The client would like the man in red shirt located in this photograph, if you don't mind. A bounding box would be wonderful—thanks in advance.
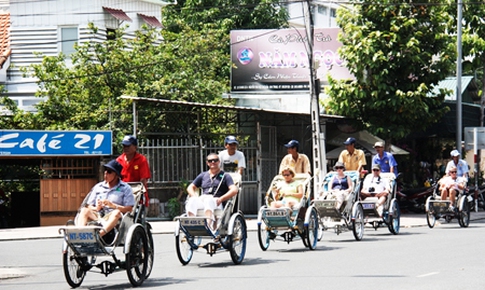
[116,135,151,206]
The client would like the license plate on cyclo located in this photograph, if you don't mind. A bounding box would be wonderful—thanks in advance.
[362,203,375,210]
[265,209,288,217]
[67,230,96,243]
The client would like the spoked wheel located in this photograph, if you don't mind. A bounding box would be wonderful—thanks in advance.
[426,210,436,228]
[229,215,247,265]
[63,246,86,288]
[175,225,194,265]
[304,208,319,250]
[257,220,271,251]
[388,200,401,235]
[317,216,324,241]
[145,226,154,279]
[458,198,470,228]
[352,204,364,241]
[126,226,149,287]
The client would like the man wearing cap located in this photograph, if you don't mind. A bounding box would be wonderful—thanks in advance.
[372,141,398,176]
[116,135,151,205]
[338,137,367,173]
[445,149,469,180]
[77,160,135,237]
[279,140,311,175]
[361,164,390,217]
[219,135,246,175]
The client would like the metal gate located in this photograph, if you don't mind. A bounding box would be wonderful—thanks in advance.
[258,124,278,209]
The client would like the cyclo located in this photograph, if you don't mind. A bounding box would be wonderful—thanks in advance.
[312,170,365,241]
[357,172,401,234]
[257,173,319,250]
[174,173,247,265]
[425,178,471,228]
[59,182,154,288]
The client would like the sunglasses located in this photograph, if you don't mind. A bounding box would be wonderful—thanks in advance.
[207,159,219,163]
[283,174,292,177]
[372,169,380,172]
[450,171,457,174]
[105,169,114,174]
[335,167,344,170]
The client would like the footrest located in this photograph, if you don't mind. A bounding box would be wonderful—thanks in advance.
[313,200,341,218]
[262,208,292,228]
[179,217,214,236]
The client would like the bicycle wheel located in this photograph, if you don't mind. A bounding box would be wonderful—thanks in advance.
[458,197,470,228]
[388,200,400,235]
[145,225,154,279]
[229,214,247,265]
[257,220,270,251]
[126,226,148,287]
[352,204,364,241]
[304,207,319,250]
[63,246,86,288]
[175,225,194,265]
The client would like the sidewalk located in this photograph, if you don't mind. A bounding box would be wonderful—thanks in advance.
[1,211,484,242]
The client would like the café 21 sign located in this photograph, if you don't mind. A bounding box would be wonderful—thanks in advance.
[0,130,112,156]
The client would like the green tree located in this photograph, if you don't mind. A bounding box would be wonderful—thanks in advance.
[326,0,455,141]
[461,2,485,125]
[2,1,288,138]
[163,0,288,33]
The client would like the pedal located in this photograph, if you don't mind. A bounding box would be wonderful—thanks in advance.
[96,261,116,276]
[203,242,219,256]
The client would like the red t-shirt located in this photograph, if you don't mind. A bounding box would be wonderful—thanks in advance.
[117,152,151,182]
[117,153,151,205]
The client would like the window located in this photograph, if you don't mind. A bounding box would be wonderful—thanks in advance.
[330,8,337,18]
[61,27,78,58]
[318,5,328,15]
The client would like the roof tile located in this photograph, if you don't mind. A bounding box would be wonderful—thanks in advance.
[0,12,10,69]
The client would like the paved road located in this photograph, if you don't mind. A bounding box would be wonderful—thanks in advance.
[1,219,485,289]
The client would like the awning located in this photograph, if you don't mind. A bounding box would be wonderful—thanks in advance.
[103,7,132,22]
[326,130,409,159]
[138,13,162,28]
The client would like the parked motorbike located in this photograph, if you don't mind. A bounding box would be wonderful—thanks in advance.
[397,179,437,213]
[467,185,485,212]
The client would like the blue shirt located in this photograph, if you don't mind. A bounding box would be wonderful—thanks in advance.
[86,180,135,213]
[192,170,234,198]
[372,151,398,175]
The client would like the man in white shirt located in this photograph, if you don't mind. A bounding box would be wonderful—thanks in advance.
[361,164,390,217]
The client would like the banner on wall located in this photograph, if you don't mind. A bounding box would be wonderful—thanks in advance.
[230,28,353,92]
[0,130,112,156]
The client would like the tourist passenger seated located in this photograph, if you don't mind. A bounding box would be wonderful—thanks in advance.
[360,164,389,217]
[270,167,304,209]
[77,160,135,237]
[320,162,353,209]
[185,153,238,232]
[439,165,465,211]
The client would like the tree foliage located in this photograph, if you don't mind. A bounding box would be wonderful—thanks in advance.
[326,0,456,141]
[460,2,485,125]
[1,1,288,139]
[163,0,288,33]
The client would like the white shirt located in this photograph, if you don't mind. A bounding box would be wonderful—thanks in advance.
[218,150,246,173]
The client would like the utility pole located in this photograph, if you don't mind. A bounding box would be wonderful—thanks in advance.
[456,1,463,153]
[303,0,325,193]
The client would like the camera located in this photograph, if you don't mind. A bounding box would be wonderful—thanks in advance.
[368,187,375,193]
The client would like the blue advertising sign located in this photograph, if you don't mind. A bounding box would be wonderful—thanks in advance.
[0,130,112,156]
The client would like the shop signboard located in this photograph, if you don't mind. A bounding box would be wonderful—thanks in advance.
[0,130,112,156]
